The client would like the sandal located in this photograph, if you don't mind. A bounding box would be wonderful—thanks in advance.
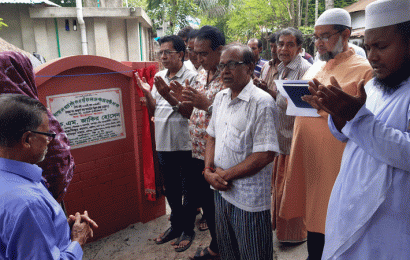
[193,247,220,260]
[198,216,209,231]
[154,227,181,245]
[174,231,196,252]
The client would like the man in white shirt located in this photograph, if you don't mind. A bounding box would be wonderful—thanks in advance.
[204,44,279,260]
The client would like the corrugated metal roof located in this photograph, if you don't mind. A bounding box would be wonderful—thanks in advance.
[344,0,377,13]
[0,0,60,7]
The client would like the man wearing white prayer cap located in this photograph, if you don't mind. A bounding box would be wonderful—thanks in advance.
[280,7,373,260]
[305,0,410,259]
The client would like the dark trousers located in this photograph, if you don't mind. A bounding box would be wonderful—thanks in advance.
[191,158,219,253]
[307,231,325,260]
[158,151,196,234]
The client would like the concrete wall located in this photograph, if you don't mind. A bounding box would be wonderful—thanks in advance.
[0,5,152,62]
[351,11,365,30]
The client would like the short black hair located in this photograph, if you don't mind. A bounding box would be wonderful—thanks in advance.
[276,27,304,46]
[177,26,193,40]
[187,29,199,41]
[248,38,263,48]
[269,33,277,44]
[396,20,410,43]
[222,44,254,65]
[158,35,186,61]
[0,94,47,148]
[196,26,226,50]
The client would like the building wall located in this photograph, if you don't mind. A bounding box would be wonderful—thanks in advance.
[351,11,365,29]
[0,4,151,62]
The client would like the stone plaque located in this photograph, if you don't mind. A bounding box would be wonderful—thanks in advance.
[47,88,126,149]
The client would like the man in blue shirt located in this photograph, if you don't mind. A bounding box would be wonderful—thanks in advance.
[247,38,267,78]
[0,94,97,260]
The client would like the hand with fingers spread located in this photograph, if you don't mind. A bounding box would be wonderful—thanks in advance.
[301,78,332,112]
[154,76,172,99]
[182,79,212,111]
[169,80,185,102]
[70,212,95,246]
[67,210,99,231]
[307,76,367,121]
[134,72,151,95]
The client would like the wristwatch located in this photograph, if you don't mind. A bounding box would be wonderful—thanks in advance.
[172,102,181,112]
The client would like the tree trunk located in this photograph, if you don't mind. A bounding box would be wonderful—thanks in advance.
[325,0,334,10]
[297,0,301,27]
[290,0,295,27]
[304,0,309,27]
[315,0,318,23]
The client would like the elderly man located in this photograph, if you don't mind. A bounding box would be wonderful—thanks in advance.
[264,27,312,243]
[280,8,373,260]
[136,35,197,252]
[204,44,279,260]
[0,94,97,259]
[304,1,410,259]
[247,38,267,78]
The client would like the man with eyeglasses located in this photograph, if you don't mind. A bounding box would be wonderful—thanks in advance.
[204,44,279,260]
[135,35,198,252]
[185,29,202,72]
[280,8,373,260]
[0,94,98,259]
[263,27,312,245]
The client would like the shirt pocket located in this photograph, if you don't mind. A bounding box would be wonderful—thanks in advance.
[225,124,245,152]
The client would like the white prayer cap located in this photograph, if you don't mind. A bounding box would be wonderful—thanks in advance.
[315,8,351,27]
[365,0,410,30]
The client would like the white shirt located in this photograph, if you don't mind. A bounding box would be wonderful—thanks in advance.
[207,81,279,212]
[152,64,197,151]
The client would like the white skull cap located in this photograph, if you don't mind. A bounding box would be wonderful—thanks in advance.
[315,8,351,27]
[365,0,410,30]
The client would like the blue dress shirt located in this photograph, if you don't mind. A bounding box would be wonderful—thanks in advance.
[0,158,82,260]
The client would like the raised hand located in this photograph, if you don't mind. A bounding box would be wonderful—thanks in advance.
[169,80,185,102]
[134,72,151,95]
[154,76,172,98]
[182,79,211,111]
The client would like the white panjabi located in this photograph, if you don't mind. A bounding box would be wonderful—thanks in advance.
[365,0,410,30]
[315,8,351,27]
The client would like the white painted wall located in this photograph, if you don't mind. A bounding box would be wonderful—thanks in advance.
[351,11,365,30]
[0,5,152,62]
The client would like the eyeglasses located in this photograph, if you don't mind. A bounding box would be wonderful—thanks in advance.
[30,130,56,142]
[186,47,195,53]
[217,61,246,71]
[157,50,180,56]
[312,31,341,42]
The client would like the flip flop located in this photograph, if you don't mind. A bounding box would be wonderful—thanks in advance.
[174,231,196,252]
[193,246,220,260]
[155,227,181,245]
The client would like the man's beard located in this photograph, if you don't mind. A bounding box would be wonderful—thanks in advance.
[319,36,344,62]
[373,59,410,94]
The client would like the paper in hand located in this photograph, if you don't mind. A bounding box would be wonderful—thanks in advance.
[275,80,320,117]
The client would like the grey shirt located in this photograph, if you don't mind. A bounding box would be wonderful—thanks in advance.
[152,64,197,151]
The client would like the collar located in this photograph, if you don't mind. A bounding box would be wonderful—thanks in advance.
[277,55,302,73]
[165,64,186,79]
[331,49,355,64]
[0,157,43,183]
[225,80,253,102]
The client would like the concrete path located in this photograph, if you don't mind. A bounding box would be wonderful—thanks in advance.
[83,204,308,260]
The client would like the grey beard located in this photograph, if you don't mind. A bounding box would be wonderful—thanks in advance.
[319,36,344,62]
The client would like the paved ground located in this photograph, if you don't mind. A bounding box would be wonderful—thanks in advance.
[83,203,308,260]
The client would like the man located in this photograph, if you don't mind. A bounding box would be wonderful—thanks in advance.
[280,8,373,260]
[0,94,97,259]
[204,44,279,260]
[304,1,410,259]
[247,38,267,78]
[178,26,196,71]
[254,33,280,97]
[180,25,226,259]
[186,29,202,72]
[135,35,197,252]
[266,27,311,243]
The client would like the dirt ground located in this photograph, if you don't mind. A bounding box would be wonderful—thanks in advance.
[83,204,308,260]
